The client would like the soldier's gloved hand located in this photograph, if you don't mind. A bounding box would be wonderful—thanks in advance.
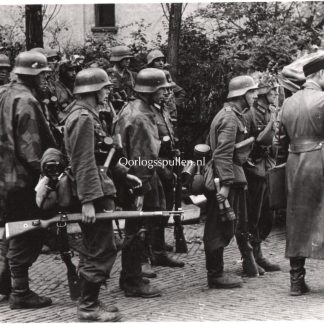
[82,201,96,224]
[216,185,230,203]
[126,174,142,189]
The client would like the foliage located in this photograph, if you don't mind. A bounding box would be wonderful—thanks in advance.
[0,6,25,65]
[67,20,162,71]
[174,2,324,156]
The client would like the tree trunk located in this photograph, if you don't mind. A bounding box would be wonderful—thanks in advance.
[167,3,182,81]
[25,5,44,50]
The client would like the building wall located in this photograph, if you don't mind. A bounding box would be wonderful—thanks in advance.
[0,3,205,50]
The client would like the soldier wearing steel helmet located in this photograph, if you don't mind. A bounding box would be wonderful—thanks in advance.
[107,45,137,112]
[146,49,186,134]
[243,73,281,276]
[64,67,142,321]
[0,54,11,86]
[0,51,56,309]
[204,75,258,289]
[117,68,184,295]
[54,60,76,114]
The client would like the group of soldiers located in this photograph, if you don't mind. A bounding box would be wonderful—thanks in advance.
[0,45,186,321]
[0,41,322,321]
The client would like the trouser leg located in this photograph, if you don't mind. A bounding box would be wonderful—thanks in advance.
[203,191,241,288]
[120,218,144,285]
[78,198,117,283]
[204,191,235,277]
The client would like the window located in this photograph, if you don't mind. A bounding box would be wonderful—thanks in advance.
[92,4,118,33]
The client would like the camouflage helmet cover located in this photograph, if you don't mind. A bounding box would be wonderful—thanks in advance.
[252,71,279,96]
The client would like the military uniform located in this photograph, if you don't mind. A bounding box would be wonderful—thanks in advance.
[64,101,128,283]
[204,103,251,280]
[117,98,167,284]
[163,71,185,138]
[107,66,137,112]
[0,79,56,295]
[244,101,276,247]
[54,79,74,113]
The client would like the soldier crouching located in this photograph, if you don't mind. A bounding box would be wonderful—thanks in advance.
[64,67,141,322]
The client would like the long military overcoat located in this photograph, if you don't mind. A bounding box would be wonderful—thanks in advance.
[276,81,324,259]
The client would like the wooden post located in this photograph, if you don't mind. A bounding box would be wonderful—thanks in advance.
[25,5,44,50]
[167,3,182,81]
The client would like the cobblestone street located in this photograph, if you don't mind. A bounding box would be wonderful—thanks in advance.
[2,222,324,322]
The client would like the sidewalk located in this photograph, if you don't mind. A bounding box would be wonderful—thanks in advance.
[1,223,324,322]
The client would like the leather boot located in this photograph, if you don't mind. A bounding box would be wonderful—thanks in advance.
[236,234,259,277]
[0,240,11,297]
[9,277,52,309]
[122,277,161,298]
[253,243,280,272]
[0,255,11,297]
[77,279,121,322]
[290,258,310,296]
[119,270,149,290]
[152,251,184,268]
[208,274,243,289]
[206,248,242,289]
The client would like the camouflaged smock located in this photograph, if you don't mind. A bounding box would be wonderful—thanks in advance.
[0,80,56,218]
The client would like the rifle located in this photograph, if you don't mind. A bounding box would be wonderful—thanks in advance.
[173,148,188,253]
[236,190,259,275]
[5,210,183,240]
[56,221,81,300]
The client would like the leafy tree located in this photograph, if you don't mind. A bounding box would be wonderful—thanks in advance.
[175,2,323,157]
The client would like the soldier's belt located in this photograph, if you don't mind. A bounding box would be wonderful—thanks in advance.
[289,138,324,153]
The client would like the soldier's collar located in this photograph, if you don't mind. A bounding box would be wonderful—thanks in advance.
[228,103,246,116]
[303,79,322,91]
[75,100,99,118]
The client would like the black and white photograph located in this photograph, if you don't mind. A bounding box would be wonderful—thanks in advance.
[0,0,324,321]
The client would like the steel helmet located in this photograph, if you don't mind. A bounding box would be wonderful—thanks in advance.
[73,68,113,94]
[0,54,11,68]
[134,68,172,93]
[29,47,47,56]
[257,74,279,96]
[227,75,258,99]
[13,51,51,76]
[110,45,133,62]
[147,49,165,65]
